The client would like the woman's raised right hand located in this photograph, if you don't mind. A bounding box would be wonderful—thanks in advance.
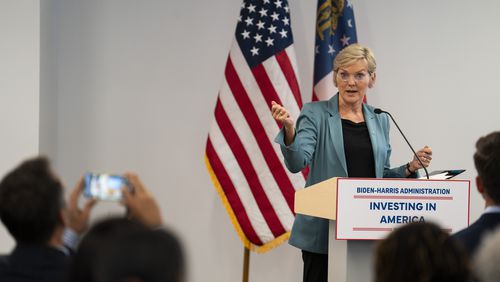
[271,101,294,129]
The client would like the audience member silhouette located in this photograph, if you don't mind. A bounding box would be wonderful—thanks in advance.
[374,222,471,282]
[474,226,500,282]
[454,131,500,256]
[68,217,185,282]
[0,156,173,282]
[0,156,95,282]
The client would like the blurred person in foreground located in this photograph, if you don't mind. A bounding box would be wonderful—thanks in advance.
[68,218,184,282]
[374,222,471,282]
[454,131,500,256]
[68,173,185,282]
[0,156,96,282]
[474,226,500,282]
[271,43,433,282]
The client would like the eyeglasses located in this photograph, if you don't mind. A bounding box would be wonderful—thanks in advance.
[336,71,370,82]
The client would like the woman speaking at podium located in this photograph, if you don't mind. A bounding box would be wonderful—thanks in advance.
[271,44,433,282]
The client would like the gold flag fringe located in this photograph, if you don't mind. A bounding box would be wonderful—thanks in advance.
[205,155,291,253]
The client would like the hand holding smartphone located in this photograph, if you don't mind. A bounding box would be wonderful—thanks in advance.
[83,172,130,201]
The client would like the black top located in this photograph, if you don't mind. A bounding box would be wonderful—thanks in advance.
[0,244,69,282]
[341,119,376,178]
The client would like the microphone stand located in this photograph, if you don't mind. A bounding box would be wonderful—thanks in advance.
[375,109,429,179]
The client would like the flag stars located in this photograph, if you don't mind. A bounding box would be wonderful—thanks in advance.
[236,1,295,60]
[315,45,320,54]
[241,2,246,9]
[244,17,254,26]
[247,3,256,13]
[254,33,263,43]
[258,8,268,17]
[265,37,274,46]
[268,24,277,34]
[347,19,353,28]
[279,29,288,38]
[328,45,335,54]
[271,12,280,21]
[250,46,260,56]
[241,30,251,39]
[340,34,350,46]
[256,20,265,30]
[282,17,289,26]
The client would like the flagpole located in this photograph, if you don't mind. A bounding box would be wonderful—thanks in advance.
[242,247,250,282]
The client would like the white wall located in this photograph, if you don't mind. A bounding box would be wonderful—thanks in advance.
[0,0,40,252]
[2,0,500,281]
[40,0,59,159]
[356,0,500,220]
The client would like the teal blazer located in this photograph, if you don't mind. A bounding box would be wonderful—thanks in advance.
[275,94,408,254]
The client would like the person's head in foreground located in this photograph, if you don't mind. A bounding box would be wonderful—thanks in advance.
[374,221,471,282]
[0,156,65,245]
[68,217,185,282]
[474,226,500,282]
[474,131,500,206]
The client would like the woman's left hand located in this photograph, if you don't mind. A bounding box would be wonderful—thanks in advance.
[409,145,433,172]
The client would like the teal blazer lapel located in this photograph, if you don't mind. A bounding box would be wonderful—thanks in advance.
[364,105,383,178]
[326,96,348,175]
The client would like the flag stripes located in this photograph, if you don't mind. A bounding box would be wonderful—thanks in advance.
[213,97,287,237]
[206,48,305,250]
[205,139,264,245]
[228,44,305,189]
[206,0,305,252]
[225,58,296,212]
[275,51,302,109]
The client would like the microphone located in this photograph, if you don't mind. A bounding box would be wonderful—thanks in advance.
[374,108,429,179]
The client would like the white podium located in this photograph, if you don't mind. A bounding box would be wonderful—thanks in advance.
[295,177,470,282]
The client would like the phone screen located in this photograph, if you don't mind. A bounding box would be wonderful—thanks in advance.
[83,173,127,201]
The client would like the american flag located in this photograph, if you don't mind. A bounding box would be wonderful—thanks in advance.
[312,0,358,101]
[205,0,306,252]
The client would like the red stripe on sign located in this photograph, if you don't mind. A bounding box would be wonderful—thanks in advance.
[275,50,302,108]
[214,99,286,237]
[206,138,263,246]
[225,58,295,212]
[353,227,393,232]
[353,195,453,200]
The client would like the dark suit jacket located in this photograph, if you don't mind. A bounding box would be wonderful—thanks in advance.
[0,244,69,282]
[453,212,500,256]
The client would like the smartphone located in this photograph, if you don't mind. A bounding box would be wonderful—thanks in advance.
[83,172,128,201]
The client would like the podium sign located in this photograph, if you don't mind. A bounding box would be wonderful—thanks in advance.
[336,178,470,240]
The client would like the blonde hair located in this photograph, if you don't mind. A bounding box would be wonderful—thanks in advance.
[333,44,376,74]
